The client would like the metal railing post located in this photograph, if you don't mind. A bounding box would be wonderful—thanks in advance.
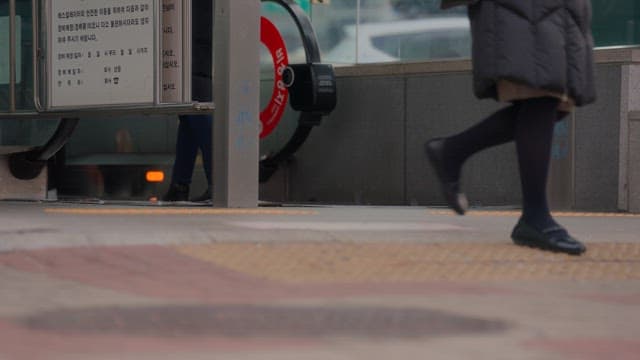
[9,0,17,112]
[212,0,260,207]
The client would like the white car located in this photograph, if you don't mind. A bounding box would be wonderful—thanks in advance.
[322,16,471,64]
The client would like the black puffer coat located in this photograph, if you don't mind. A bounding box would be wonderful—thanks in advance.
[467,0,596,106]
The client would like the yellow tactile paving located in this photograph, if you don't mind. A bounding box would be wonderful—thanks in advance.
[428,209,640,218]
[177,242,640,283]
[44,208,316,216]
[44,207,639,218]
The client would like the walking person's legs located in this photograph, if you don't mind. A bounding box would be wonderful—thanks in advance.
[426,96,585,254]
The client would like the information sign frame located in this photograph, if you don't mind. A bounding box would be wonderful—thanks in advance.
[35,0,194,112]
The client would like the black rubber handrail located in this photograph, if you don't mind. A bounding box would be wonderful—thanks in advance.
[259,0,326,183]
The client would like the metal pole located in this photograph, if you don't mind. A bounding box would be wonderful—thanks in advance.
[9,0,17,112]
[212,0,260,207]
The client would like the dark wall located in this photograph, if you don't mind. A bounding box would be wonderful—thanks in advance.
[260,62,623,211]
[574,65,621,211]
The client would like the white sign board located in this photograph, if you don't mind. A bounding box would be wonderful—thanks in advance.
[0,16,21,85]
[161,0,184,103]
[48,0,156,108]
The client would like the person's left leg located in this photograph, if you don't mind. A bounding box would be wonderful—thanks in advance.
[434,103,521,182]
[425,103,521,214]
[188,114,213,202]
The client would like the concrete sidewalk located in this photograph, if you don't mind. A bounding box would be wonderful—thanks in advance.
[0,201,639,360]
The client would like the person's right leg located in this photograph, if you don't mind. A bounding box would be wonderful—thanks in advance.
[163,116,199,201]
[188,114,213,185]
[438,103,521,181]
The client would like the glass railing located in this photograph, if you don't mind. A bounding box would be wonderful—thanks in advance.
[2,1,639,150]
[3,0,637,112]
[0,0,35,111]
[0,0,58,147]
[1,1,58,149]
[307,0,640,65]
[592,0,640,47]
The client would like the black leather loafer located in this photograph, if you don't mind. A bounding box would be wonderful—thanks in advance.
[511,220,586,255]
[191,188,212,203]
[425,138,468,215]
[162,183,190,202]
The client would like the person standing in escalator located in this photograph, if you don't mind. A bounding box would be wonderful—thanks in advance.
[163,0,213,202]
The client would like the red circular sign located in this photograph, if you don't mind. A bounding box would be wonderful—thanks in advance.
[260,16,289,139]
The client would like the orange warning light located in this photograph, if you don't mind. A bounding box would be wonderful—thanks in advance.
[145,170,165,183]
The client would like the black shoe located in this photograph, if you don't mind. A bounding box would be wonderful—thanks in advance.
[190,188,212,203]
[511,219,586,255]
[162,183,189,202]
[425,138,468,215]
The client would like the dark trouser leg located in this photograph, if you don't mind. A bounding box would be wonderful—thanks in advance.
[189,114,213,186]
[170,115,199,185]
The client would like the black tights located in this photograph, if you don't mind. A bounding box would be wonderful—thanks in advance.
[443,97,567,231]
